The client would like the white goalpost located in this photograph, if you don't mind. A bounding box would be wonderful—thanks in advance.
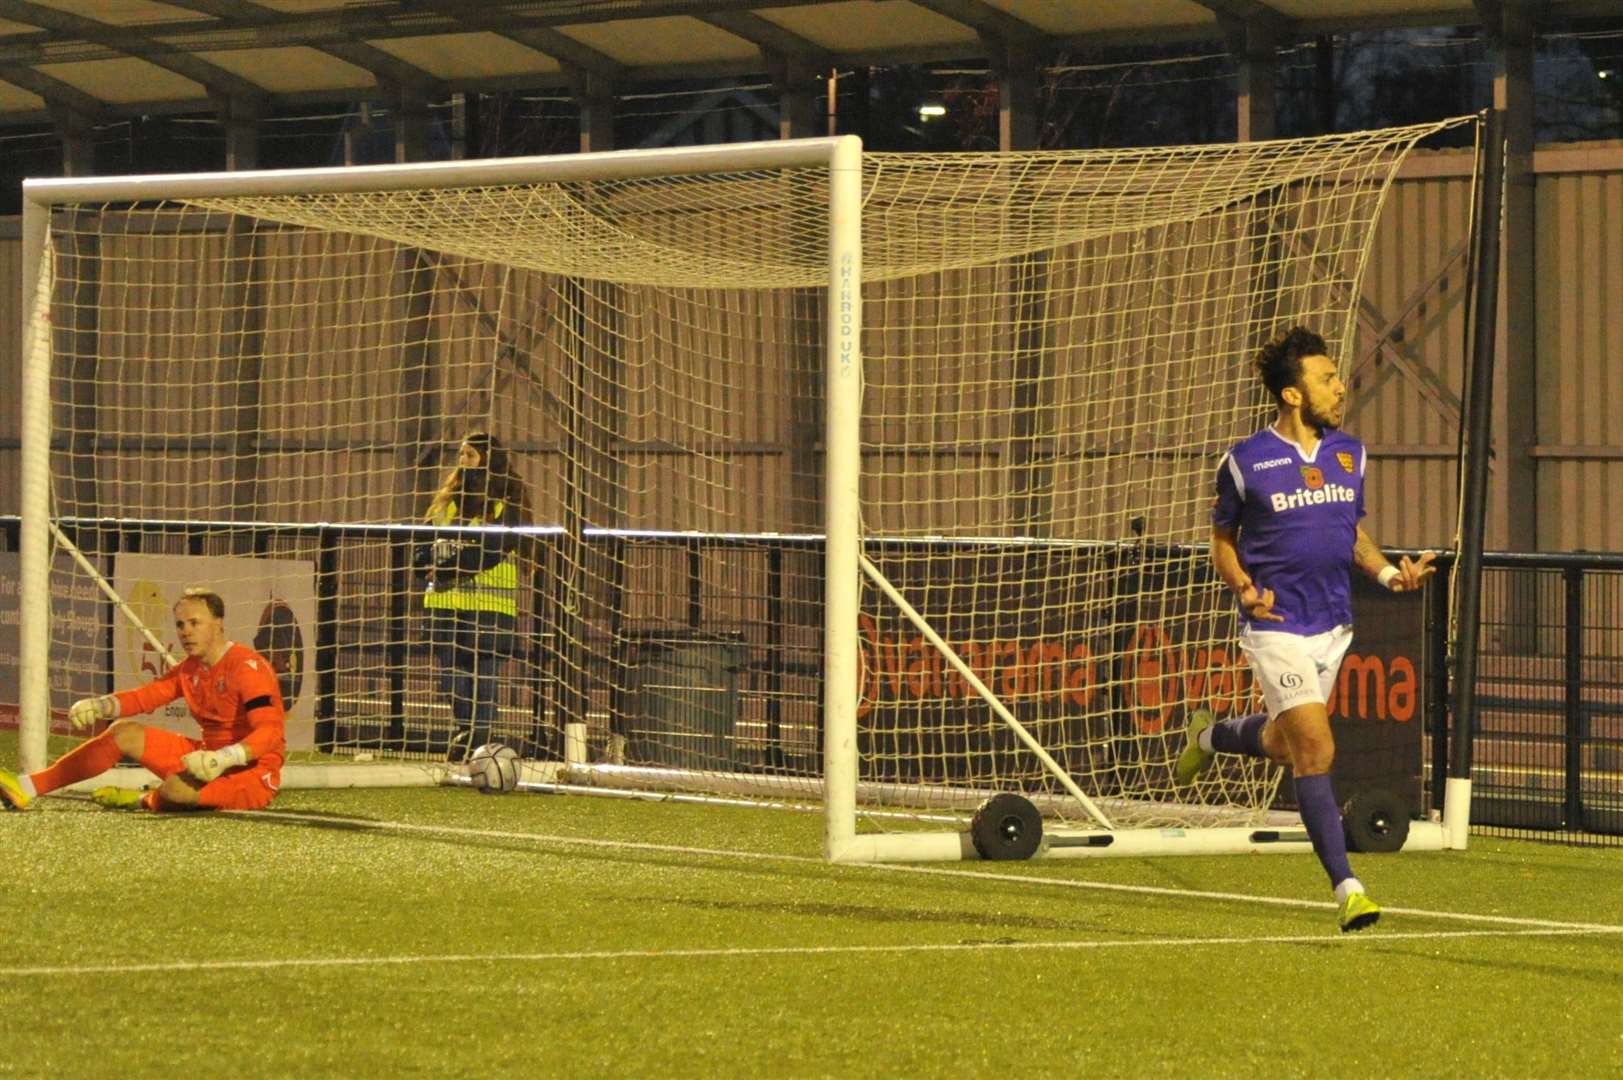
[17,120,1476,860]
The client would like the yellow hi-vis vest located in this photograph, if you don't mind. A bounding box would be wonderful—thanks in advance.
[423,498,519,616]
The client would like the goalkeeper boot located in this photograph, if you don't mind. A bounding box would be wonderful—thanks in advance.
[1173,708,1217,786]
[1338,891,1382,933]
[0,769,34,811]
[92,786,145,811]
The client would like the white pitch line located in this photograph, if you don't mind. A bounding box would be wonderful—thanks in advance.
[866,862,1623,933]
[12,926,1621,980]
[237,809,1623,935]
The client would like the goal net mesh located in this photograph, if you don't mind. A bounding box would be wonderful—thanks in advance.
[31,119,1464,829]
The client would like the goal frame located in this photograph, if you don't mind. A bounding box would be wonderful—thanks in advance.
[19,137,870,856]
[18,127,1491,862]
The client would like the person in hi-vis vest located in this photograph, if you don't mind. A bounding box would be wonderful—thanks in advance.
[415,431,530,762]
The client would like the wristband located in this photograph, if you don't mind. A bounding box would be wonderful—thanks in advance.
[1377,565,1400,590]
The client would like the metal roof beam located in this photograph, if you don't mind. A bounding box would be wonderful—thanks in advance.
[137,0,274,21]
[383,4,626,150]
[0,0,268,103]
[0,1,1607,73]
[0,0,846,65]
[698,8,832,139]
[1,0,1612,132]
[697,11,832,67]
[0,62,107,118]
[313,39,445,93]
[1198,0,1294,143]
[122,0,443,93]
[1189,0,1292,25]
[404,2,623,88]
[1196,2,1296,55]
[498,26,625,81]
[717,27,831,140]
[906,0,1046,46]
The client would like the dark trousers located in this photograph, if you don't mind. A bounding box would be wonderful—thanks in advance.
[429,607,516,758]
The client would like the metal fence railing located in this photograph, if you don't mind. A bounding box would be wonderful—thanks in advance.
[1427,551,1623,847]
[6,515,1620,846]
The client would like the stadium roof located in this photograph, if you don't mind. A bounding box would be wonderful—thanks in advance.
[0,0,1614,127]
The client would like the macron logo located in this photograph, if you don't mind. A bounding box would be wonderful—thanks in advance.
[1271,483,1356,511]
[1252,457,1292,472]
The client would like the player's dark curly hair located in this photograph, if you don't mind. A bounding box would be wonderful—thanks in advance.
[1254,326,1329,403]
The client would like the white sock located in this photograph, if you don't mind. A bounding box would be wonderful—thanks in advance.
[1197,727,1215,753]
[18,774,37,798]
[1334,877,1365,903]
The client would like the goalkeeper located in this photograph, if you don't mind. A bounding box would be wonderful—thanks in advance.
[0,588,285,813]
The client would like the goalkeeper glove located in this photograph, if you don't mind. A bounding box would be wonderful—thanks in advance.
[181,743,248,783]
[68,694,119,731]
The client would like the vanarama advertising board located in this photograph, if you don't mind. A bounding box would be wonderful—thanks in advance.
[855,544,1423,813]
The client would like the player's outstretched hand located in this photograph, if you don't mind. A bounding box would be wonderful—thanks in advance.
[1239,583,1285,622]
[1390,551,1437,593]
[181,749,226,783]
[68,694,119,731]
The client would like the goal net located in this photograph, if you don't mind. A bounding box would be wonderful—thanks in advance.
[17,120,1470,858]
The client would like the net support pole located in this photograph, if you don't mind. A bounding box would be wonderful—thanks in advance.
[859,554,1114,829]
[1444,108,1505,850]
[18,195,51,773]
[49,521,177,667]
[823,135,864,862]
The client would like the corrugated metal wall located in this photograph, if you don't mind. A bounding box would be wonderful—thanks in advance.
[1534,165,1623,552]
[1351,150,1477,550]
[3,144,1622,552]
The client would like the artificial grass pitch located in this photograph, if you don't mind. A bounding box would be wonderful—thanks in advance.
[3,737,1622,1078]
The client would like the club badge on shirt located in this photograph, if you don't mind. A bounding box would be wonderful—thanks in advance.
[1337,451,1355,473]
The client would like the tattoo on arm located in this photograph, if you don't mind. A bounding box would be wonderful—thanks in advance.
[1354,527,1389,578]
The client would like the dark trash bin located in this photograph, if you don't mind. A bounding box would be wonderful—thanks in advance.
[622,631,749,772]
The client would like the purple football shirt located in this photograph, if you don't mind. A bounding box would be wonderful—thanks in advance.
[1213,426,1367,636]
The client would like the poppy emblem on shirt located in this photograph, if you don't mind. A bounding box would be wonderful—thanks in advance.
[1300,466,1325,490]
[1336,451,1355,473]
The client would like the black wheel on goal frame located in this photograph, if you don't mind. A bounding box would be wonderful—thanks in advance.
[970,792,1044,860]
[1342,787,1411,853]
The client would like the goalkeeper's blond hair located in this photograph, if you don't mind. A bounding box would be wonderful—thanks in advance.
[176,588,225,619]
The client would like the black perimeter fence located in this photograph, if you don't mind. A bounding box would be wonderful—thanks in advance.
[4,515,1619,847]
